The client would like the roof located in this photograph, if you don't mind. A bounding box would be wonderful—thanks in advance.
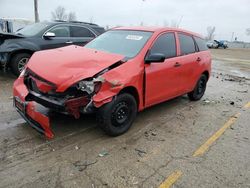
[113,26,203,38]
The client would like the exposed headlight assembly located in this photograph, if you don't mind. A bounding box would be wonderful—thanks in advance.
[76,79,102,94]
[19,67,27,77]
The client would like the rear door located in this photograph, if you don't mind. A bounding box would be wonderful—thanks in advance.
[40,25,71,50]
[145,32,181,107]
[70,26,96,46]
[175,33,199,93]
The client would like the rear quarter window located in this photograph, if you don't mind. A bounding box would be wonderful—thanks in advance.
[178,33,196,55]
[194,37,208,51]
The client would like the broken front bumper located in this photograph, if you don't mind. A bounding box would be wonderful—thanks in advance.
[14,97,54,139]
[13,77,54,139]
[13,76,94,139]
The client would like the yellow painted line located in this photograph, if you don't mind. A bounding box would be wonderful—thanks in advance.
[243,102,250,109]
[159,170,183,188]
[193,113,240,157]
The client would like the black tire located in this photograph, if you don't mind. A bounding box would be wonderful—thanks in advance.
[96,93,137,136]
[10,53,31,76]
[188,74,207,101]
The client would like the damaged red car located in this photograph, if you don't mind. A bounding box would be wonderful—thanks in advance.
[13,27,211,139]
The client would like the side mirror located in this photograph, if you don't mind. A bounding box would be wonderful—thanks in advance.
[145,53,165,63]
[43,32,55,39]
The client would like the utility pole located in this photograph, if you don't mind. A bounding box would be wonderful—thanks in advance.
[34,0,39,22]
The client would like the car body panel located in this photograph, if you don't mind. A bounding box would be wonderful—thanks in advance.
[27,45,125,90]
[13,27,211,139]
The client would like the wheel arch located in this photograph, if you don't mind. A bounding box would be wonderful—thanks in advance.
[202,70,209,80]
[7,49,34,67]
[119,86,140,109]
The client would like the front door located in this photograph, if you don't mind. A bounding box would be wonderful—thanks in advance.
[40,25,72,50]
[145,32,182,107]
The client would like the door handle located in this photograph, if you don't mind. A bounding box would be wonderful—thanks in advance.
[196,57,201,62]
[174,62,181,67]
[66,41,73,44]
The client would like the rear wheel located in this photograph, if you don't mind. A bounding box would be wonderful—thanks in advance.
[10,53,31,76]
[96,93,137,136]
[188,74,207,101]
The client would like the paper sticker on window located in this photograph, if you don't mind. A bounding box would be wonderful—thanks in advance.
[126,35,143,40]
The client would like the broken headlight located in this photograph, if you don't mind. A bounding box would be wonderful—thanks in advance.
[76,80,102,95]
[19,67,27,78]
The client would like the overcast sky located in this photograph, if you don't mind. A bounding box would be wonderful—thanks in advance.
[0,0,250,41]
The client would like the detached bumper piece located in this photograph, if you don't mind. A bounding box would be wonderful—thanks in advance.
[14,97,54,139]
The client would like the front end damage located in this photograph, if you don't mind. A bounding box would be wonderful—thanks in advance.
[13,68,123,139]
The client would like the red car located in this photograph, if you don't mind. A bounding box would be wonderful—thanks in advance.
[13,27,211,139]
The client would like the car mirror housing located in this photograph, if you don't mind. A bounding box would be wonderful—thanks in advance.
[145,53,165,63]
[43,32,56,39]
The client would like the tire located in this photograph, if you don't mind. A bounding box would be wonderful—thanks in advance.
[188,74,207,101]
[96,93,137,136]
[10,53,31,76]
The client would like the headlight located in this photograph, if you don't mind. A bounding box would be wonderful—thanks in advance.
[76,80,102,94]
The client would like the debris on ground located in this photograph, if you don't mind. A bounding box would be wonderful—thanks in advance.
[144,129,158,137]
[203,100,210,104]
[75,145,79,150]
[176,112,185,120]
[237,90,248,93]
[230,101,235,105]
[135,148,147,157]
[98,150,109,157]
[73,159,98,172]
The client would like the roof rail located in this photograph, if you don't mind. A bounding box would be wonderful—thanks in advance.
[53,20,98,26]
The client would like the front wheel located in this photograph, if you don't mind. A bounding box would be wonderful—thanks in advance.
[188,74,207,101]
[10,53,31,76]
[96,93,137,136]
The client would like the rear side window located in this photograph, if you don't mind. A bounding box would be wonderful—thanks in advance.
[178,33,196,55]
[70,26,95,38]
[194,37,208,51]
[151,33,176,58]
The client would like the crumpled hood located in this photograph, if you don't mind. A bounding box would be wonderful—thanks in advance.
[0,32,24,40]
[27,45,124,90]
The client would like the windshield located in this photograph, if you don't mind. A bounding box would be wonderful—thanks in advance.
[15,23,49,36]
[85,30,153,58]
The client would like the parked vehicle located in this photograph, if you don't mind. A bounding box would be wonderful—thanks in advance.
[13,27,211,139]
[0,21,105,75]
[207,40,228,49]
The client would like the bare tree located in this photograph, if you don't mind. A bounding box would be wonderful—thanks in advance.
[246,28,250,36]
[51,6,68,21]
[68,12,77,21]
[206,26,216,40]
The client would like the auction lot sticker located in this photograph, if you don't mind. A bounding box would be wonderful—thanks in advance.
[126,35,143,40]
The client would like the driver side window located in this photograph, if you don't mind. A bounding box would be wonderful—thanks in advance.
[48,25,70,37]
[151,33,176,59]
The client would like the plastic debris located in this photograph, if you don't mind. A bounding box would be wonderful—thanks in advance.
[98,150,109,157]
